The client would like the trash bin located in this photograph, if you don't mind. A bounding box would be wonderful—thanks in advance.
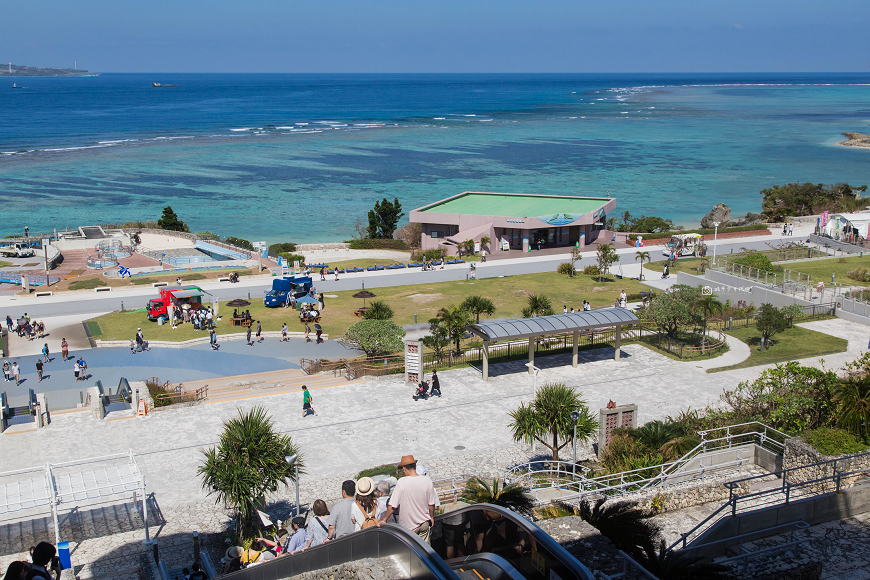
[157,317,164,326]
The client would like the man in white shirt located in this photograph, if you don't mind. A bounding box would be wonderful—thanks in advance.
[380,455,438,543]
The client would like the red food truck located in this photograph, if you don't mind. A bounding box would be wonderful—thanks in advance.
[146,285,210,321]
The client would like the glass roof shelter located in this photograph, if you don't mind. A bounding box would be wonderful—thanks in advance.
[467,308,640,381]
[0,451,149,546]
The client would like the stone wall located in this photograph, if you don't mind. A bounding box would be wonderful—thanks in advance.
[783,438,870,492]
[535,516,639,579]
[616,472,753,515]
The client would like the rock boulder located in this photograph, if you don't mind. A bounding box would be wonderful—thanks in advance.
[701,204,731,229]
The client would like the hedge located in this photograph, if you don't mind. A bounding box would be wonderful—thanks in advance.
[347,239,410,250]
[628,224,769,241]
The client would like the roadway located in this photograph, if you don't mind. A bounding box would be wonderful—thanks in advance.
[0,235,787,319]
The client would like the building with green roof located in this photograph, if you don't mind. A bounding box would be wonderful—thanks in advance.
[410,191,616,255]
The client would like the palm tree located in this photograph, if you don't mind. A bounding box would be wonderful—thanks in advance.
[421,317,450,363]
[576,498,661,558]
[633,539,729,579]
[479,236,491,253]
[461,477,534,516]
[835,375,870,440]
[659,435,702,462]
[508,383,597,461]
[693,295,724,350]
[522,294,554,318]
[634,420,685,450]
[462,238,475,256]
[461,295,496,323]
[635,250,651,281]
[199,407,304,539]
[363,300,394,320]
[436,305,473,356]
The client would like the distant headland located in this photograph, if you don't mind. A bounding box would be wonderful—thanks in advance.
[840,132,870,149]
[0,63,92,76]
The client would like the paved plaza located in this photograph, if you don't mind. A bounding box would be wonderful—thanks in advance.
[0,316,866,578]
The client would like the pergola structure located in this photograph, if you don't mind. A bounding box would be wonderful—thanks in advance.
[0,451,149,546]
[467,308,640,381]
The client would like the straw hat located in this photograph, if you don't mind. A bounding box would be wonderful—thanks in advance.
[397,455,418,468]
[221,546,243,563]
[356,476,375,496]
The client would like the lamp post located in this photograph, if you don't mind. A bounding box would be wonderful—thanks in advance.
[285,454,300,516]
[570,410,580,476]
[712,222,720,264]
[524,362,540,394]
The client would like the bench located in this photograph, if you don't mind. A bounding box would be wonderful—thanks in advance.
[354,307,370,318]
[230,317,253,327]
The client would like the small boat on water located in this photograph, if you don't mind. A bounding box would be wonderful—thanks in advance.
[12,83,19,88]
[152,82,179,87]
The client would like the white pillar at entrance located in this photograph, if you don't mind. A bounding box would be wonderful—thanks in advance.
[528,337,535,373]
[572,331,579,368]
[614,325,622,361]
[482,341,489,381]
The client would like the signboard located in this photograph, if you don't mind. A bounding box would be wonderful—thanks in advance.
[404,341,421,384]
[474,241,480,253]
[501,239,510,251]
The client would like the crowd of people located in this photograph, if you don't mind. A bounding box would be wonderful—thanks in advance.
[219,455,438,576]
[2,542,62,580]
[169,305,215,331]
[5,314,46,341]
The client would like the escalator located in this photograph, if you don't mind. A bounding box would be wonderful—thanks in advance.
[217,504,595,580]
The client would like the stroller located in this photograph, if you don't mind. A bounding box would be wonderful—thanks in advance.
[413,381,430,401]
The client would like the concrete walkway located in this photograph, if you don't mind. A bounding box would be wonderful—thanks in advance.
[692,332,752,371]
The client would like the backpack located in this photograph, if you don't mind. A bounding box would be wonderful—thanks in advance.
[356,501,378,529]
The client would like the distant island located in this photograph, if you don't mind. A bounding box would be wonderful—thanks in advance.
[0,63,92,76]
[840,132,870,149]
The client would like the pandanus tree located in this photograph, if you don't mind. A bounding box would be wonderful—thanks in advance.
[509,383,597,461]
[835,375,870,441]
[199,407,304,539]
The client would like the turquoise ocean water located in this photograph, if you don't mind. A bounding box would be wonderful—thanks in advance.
[1,73,869,242]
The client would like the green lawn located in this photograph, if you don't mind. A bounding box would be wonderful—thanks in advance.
[0,261,12,268]
[642,257,708,276]
[89,271,649,342]
[777,255,870,287]
[710,325,848,373]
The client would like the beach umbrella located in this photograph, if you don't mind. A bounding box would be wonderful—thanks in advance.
[353,290,376,307]
[226,299,251,307]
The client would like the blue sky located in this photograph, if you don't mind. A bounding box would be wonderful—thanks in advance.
[4,0,869,72]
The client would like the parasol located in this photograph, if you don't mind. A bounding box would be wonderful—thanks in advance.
[226,299,251,307]
[353,290,376,307]
[296,295,319,304]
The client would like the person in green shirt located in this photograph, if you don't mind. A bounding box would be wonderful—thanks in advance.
[302,385,316,417]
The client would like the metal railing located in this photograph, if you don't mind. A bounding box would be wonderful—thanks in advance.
[506,423,789,506]
[668,448,870,552]
[698,521,810,573]
[598,550,660,580]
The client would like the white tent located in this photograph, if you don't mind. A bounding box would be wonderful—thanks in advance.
[823,213,870,239]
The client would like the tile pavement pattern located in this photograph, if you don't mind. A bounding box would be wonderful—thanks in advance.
[0,318,867,578]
